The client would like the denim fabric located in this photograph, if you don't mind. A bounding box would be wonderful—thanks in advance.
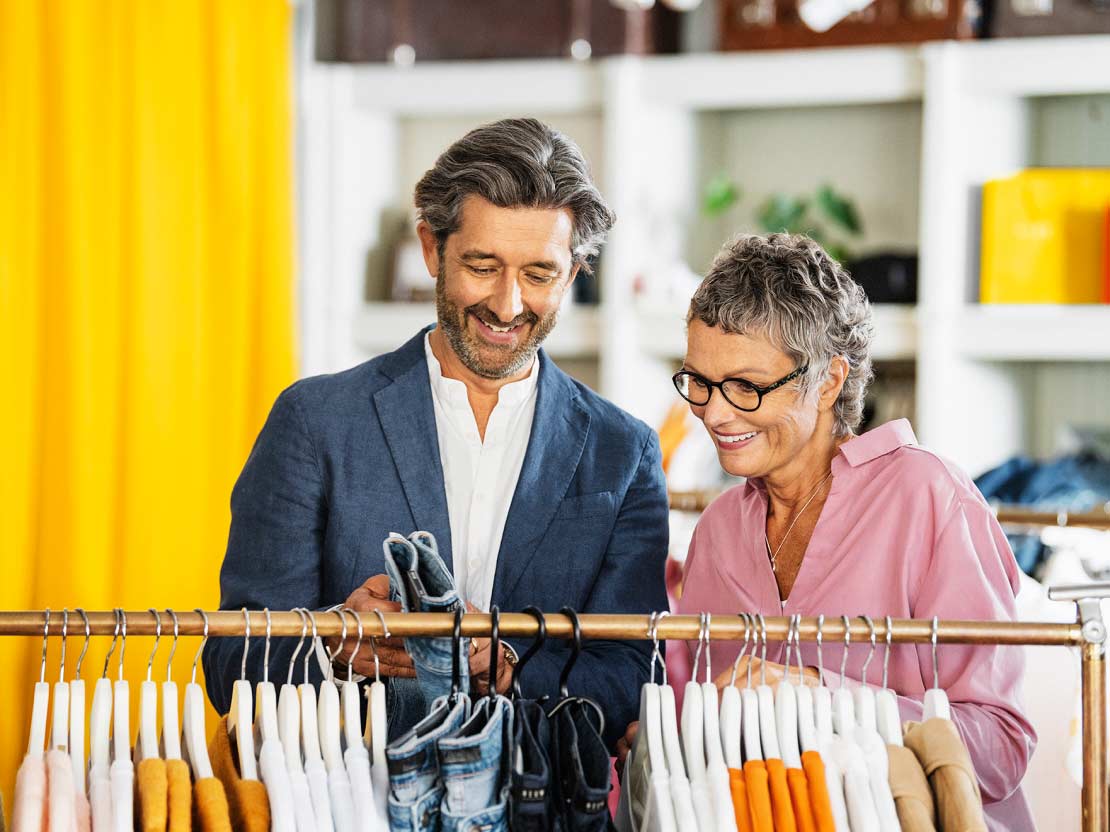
[551,699,613,832]
[511,699,562,832]
[386,695,471,832]
[438,696,514,832]
[383,531,470,720]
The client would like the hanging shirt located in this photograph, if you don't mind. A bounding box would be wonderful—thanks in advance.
[764,758,797,832]
[12,754,45,832]
[136,757,168,832]
[904,718,988,832]
[109,758,134,832]
[785,766,815,832]
[208,716,271,832]
[887,744,937,832]
[424,332,538,611]
[800,751,836,832]
[88,761,112,832]
[165,759,192,832]
[676,419,1036,831]
[46,749,78,832]
[727,768,753,832]
[193,777,233,832]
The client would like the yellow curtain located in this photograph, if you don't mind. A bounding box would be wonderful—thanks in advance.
[0,0,295,804]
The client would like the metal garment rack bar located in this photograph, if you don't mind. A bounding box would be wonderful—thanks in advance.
[1,607,1106,830]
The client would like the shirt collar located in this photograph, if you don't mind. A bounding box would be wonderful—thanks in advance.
[423,331,539,411]
[836,418,918,468]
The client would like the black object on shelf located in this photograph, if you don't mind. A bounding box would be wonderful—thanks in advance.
[847,252,918,305]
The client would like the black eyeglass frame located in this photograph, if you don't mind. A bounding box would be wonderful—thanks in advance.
[671,365,808,412]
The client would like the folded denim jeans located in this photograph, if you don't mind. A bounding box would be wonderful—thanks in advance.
[438,695,514,832]
[551,699,613,831]
[511,698,563,832]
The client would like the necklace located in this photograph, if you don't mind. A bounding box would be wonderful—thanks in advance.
[765,469,833,573]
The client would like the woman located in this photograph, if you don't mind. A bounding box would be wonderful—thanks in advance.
[620,233,1034,830]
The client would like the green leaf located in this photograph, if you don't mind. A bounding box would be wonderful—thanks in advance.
[702,176,741,217]
[758,194,808,234]
[815,183,862,235]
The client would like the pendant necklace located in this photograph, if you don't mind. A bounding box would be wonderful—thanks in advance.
[766,469,833,573]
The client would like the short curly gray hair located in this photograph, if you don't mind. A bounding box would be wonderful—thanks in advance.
[688,233,874,437]
[414,118,615,273]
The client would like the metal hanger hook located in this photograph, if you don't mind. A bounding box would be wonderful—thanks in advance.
[101,609,121,679]
[730,612,751,688]
[39,608,51,684]
[262,609,273,685]
[931,615,940,689]
[287,608,309,688]
[815,614,826,686]
[702,612,713,684]
[239,608,251,682]
[74,608,91,680]
[792,615,806,683]
[325,609,347,682]
[117,610,128,681]
[145,608,162,682]
[882,615,893,689]
[758,613,768,687]
[647,612,659,685]
[839,615,851,689]
[691,613,706,682]
[165,610,180,682]
[860,615,876,687]
[303,610,319,686]
[370,609,390,684]
[191,609,209,685]
[782,612,793,681]
[342,608,363,683]
[652,611,669,686]
[58,609,69,683]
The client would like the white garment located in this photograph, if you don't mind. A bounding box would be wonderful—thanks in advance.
[45,749,77,832]
[108,759,133,832]
[817,740,851,832]
[12,755,45,832]
[343,746,382,832]
[424,332,538,611]
[660,686,698,832]
[327,764,357,832]
[856,729,901,831]
[286,760,319,832]
[837,739,880,832]
[615,685,677,832]
[259,739,298,832]
[88,762,112,832]
[305,757,336,832]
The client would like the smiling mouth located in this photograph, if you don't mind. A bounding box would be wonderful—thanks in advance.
[470,311,529,339]
[714,430,758,446]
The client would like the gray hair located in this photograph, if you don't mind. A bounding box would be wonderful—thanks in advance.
[414,118,615,273]
[688,233,874,436]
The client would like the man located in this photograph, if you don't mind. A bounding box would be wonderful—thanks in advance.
[203,118,668,746]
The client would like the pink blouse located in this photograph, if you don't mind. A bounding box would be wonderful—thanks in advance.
[675,419,1036,831]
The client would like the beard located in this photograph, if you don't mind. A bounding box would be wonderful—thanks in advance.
[434,267,560,380]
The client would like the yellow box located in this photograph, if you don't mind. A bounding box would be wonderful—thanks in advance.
[980,168,1110,304]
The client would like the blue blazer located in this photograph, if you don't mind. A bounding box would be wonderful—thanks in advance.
[203,327,669,746]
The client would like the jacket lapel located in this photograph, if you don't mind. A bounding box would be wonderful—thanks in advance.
[492,352,590,604]
[372,329,454,571]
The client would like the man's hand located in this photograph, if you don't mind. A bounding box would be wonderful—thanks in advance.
[465,602,513,696]
[713,657,818,693]
[329,574,415,679]
[615,721,639,778]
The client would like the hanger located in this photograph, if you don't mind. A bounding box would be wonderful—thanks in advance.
[739,614,763,762]
[161,610,182,760]
[853,616,879,735]
[754,614,781,760]
[655,611,689,785]
[680,613,707,783]
[774,611,803,770]
[227,608,259,779]
[698,613,738,832]
[922,616,951,720]
[137,609,162,762]
[510,606,545,701]
[487,606,502,704]
[720,613,749,769]
[70,609,91,786]
[113,610,131,764]
[183,608,214,780]
[318,609,346,773]
[253,608,281,755]
[876,616,903,746]
[299,610,325,770]
[363,609,389,772]
[27,608,51,760]
[50,610,71,754]
[340,608,366,753]
[279,608,308,772]
[832,615,857,740]
[790,615,819,755]
[546,608,604,732]
[450,606,467,708]
[812,615,834,744]
[90,609,120,771]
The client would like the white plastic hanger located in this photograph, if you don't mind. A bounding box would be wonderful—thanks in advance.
[300,611,325,769]
[182,608,214,781]
[51,610,71,753]
[832,616,857,740]
[90,610,120,772]
[812,615,854,832]
[161,610,182,760]
[641,613,678,832]
[254,608,281,753]
[363,610,389,775]
[774,612,803,769]
[853,615,879,735]
[27,608,51,760]
[339,609,365,754]
[922,616,952,720]
[680,615,707,782]
[740,614,763,763]
[112,610,131,765]
[318,610,346,773]
[651,612,696,832]
[70,609,91,787]
[280,608,309,772]
[789,616,819,755]
[136,608,162,762]
[228,607,259,780]
[876,616,903,747]
[812,615,834,744]
[720,614,750,770]
[698,613,739,832]
[754,614,781,760]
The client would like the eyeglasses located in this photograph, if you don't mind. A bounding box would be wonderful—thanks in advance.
[671,365,808,412]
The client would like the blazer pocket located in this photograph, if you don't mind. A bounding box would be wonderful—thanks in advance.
[554,491,616,519]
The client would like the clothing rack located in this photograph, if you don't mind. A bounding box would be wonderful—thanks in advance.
[668,490,1110,531]
[4,602,1108,831]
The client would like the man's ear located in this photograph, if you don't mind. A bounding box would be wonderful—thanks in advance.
[417,221,441,279]
[566,262,581,291]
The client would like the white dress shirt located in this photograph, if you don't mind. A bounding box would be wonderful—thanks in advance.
[424,333,538,611]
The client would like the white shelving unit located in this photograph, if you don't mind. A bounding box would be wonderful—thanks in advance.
[298,36,1110,476]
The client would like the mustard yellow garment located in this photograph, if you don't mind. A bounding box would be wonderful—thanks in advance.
[209,716,271,832]
[0,0,294,802]
[193,777,233,832]
[137,757,169,832]
[166,759,194,832]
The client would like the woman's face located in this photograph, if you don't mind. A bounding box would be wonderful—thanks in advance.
[683,319,819,479]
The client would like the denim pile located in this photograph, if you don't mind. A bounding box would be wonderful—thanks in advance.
[381,531,614,832]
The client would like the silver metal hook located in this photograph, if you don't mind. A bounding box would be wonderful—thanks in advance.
[239,608,251,682]
[58,609,69,683]
[165,610,180,682]
[860,615,876,687]
[40,608,51,684]
[792,615,805,684]
[370,609,389,684]
[191,609,209,685]
[647,612,659,685]
[343,608,363,684]
[287,608,309,687]
[702,612,713,683]
[839,615,851,689]
[74,609,91,680]
[262,609,272,685]
[326,610,347,682]
[746,614,756,689]
[146,609,162,682]
[729,612,751,688]
[303,611,319,685]
[782,612,793,681]
[102,609,121,679]
[883,615,893,689]
[815,614,825,687]
[691,613,706,682]
[758,614,768,687]
[931,616,940,690]
[117,610,128,681]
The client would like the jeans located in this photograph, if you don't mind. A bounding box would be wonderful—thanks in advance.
[551,699,613,831]
[386,695,472,832]
[438,696,514,832]
[383,531,469,726]
[511,699,563,832]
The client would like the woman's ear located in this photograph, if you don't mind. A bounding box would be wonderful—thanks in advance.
[818,356,850,412]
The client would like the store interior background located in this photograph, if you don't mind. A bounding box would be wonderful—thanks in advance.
[3,0,1110,826]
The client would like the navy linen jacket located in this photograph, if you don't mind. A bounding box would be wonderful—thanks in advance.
[203,328,669,747]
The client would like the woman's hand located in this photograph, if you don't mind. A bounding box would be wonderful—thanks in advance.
[615,721,639,778]
[713,656,819,693]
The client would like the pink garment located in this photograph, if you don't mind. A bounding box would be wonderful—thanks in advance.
[45,749,76,832]
[12,754,45,832]
[675,419,1036,832]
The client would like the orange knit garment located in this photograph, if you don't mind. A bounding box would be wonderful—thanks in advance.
[728,767,753,832]
[787,767,816,832]
[742,760,775,832]
[193,777,233,832]
[801,750,836,832]
[209,716,272,832]
[765,758,798,832]
[136,757,168,832]
[166,759,193,832]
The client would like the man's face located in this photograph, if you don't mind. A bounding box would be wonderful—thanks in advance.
[421,195,579,380]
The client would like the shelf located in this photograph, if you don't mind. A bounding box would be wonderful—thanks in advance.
[349,60,602,115]
[353,302,601,359]
[640,45,923,110]
[958,305,1110,361]
[935,36,1110,98]
[637,303,917,362]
